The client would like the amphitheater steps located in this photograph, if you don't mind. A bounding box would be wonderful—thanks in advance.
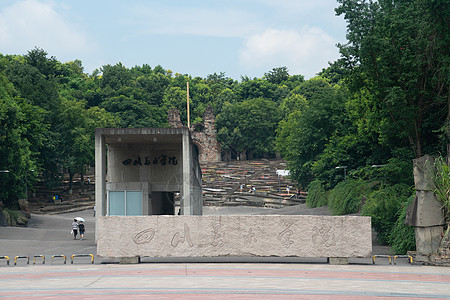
[201,159,305,208]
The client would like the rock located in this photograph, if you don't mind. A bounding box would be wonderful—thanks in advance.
[16,212,29,226]
[4,211,16,226]
[0,208,7,226]
[18,199,31,218]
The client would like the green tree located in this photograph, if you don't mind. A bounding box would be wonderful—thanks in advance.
[264,66,290,84]
[0,72,45,206]
[276,77,346,187]
[335,0,449,158]
[101,63,133,90]
[101,95,166,128]
[216,98,281,158]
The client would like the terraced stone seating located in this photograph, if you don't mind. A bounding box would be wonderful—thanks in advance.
[201,159,306,208]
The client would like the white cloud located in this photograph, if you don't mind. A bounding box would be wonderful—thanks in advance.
[0,0,92,57]
[239,27,339,78]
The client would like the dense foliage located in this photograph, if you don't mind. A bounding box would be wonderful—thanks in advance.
[305,180,328,208]
[361,184,413,244]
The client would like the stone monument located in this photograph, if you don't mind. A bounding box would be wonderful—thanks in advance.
[406,155,445,254]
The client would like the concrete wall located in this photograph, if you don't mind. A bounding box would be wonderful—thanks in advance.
[107,143,182,193]
[95,128,203,239]
[97,215,372,258]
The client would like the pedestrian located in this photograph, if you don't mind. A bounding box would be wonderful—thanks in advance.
[240,184,243,193]
[71,219,79,240]
[78,221,85,240]
[286,185,290,195]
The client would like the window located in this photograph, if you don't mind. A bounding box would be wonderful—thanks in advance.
[108,191,142,216]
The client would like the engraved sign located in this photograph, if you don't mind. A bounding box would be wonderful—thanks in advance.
[122,155,178,166]
[244,227,260,245]
[278,220,295,248]
[312,224,336,247]
[133,228,155,244]
[171,223,194,247]
[210,218,227,247]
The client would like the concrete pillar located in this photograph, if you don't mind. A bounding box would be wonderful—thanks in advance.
[181,130,192,215]
[95,130,106,241]
[411,155,445,254]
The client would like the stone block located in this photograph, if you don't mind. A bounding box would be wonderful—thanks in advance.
[119,256,140,264]
[413,155,435,191]
[329,257,349,265]
[97,215,372,259]
[415,226,444,254]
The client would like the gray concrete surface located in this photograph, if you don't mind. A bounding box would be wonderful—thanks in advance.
[0,209,96,263]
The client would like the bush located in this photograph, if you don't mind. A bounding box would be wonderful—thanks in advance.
[306,179,328,208]
[328,179,370,215]
[389,195,416,254]
[2,208,28,226]
[361,184,412,245]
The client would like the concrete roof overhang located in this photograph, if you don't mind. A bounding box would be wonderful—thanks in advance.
[96,128,189,145]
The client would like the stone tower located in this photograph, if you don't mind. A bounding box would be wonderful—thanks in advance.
[168,108,183,128]
[168,105,221,163]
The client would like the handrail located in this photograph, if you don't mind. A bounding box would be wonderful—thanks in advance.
[0,256,10,266]
[33,255,46,265]
[71,254,94,264]
[14,256,30,265]
[372,255,392,264]
[393,255,413,264]
[51,255,67,264]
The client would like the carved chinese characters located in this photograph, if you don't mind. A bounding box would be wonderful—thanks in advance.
[98,215,372,259]
[122,154,178,166]
[133,228,155,244]
[171,223,194,248]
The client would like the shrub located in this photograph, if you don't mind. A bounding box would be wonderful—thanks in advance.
[361,184,412,245]
[427,156,450,223]
[328,179,370,215]
[306,179,328,208]
[389,195,416,254]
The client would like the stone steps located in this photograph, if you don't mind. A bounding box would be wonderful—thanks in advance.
[201,159,305,208]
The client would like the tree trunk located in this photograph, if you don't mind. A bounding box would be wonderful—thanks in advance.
[68,170,74,194]
[447,85,450,165]
[80,172,84,186]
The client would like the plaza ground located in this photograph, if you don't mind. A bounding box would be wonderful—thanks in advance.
[1,206,450,298]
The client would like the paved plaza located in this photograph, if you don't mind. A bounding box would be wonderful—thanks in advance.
[1,208,450,299]
[1,262,450,299]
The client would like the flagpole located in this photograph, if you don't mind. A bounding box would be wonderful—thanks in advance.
[187,81,190,128]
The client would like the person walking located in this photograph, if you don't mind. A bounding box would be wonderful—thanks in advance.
[71,219,79,240]
[78,221,85,240]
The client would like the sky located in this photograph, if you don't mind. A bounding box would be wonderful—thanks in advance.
[0,0,348,80]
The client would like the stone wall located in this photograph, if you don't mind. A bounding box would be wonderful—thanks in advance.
[431,231,450,266]
[168,106,221,163]
[97,215,372,259]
